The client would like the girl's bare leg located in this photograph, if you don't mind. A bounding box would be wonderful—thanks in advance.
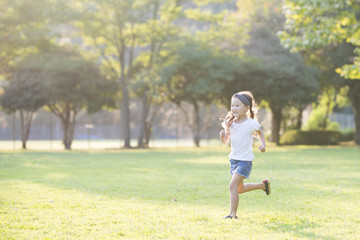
[238,182,265,194]
[228,173,244,217]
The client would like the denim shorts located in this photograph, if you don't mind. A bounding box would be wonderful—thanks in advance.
[229,159,252,179]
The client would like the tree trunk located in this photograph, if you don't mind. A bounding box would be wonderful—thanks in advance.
[144,123,152,147]
[60,105,76,150]
[144,104,161,146]
[61,119,75,150]
[119,37,131,148]
[19,110,34,150]
[62,120,70,150]
[347,81,360,145]
[296,107,303,130]
[176,102,201,147]
[354,103,360,145]
[270,106,282,146]
[323,99,330,129]
[136,2,163,148]
[193,102,201,147]
[19,110,26,149]
[137,95,146,148]
[121,87,131,148]
[137,93,151,148]
[350,87,360,145]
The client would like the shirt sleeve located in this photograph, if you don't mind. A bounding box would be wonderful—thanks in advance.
[252,119,261,132]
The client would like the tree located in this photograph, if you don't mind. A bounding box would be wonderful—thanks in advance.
[244,10,319,145]
[160,40,237,147]
[0,0,69,149]
[0,0,68,78]
[0,68,48,149]
[279,0,360,144]
[75,0,174,148]
[128,0,182,148]
[304,43,355,130]
[131,66,167,148]
[217,56,266,108]
[216,0,319,145]
[280,0,360,78]
[19,47,116,150]
[129,0,250,147]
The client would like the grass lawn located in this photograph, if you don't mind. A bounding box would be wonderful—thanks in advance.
[0,145,359,239]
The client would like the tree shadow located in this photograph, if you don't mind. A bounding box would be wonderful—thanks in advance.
[1,150,230,205]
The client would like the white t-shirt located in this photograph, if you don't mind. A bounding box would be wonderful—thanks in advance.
[227,118,261,161]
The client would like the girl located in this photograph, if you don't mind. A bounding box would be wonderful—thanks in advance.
[220,91,270,219]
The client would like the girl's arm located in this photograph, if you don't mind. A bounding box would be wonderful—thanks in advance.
[220,127,230,145]
[255,129,266,152]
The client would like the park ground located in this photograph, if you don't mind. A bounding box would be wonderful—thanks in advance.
[0,143,359,239]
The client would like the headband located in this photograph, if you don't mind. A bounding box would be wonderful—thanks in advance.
[234,94,251,106]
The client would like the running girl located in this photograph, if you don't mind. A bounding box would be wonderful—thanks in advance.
[220,91,271,219]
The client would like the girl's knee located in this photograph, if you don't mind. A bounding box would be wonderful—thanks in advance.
[229,174,244,193]
[237,186,244,194]
[228,183,234,192]
[229,183,238,193]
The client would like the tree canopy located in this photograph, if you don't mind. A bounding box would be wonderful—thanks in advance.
[279,0,360,144]
[279,0,360,79]
[160,40,238,146]
[8,47,117,149]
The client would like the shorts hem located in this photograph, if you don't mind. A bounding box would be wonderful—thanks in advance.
[230,171,250,179]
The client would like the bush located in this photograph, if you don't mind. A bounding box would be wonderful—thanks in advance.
[340,129,354,142]
[280,130,341,145]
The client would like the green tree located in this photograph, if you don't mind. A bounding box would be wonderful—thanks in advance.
[0,68,48,149]
[279,0,360,145]
[74,0,180,148]
[244,8,319,145]
[0,1,37,47]
[0,0,67,78]
[0,0,71,149]
[280,0,360,79]
[217,57,263,108]
[15,47,116,150]
[131,66,168,148]
[128,0,182,148]
[182,0,249,50]
[304,43,355,130]
[160,40,236,147]
[131,0,249,147]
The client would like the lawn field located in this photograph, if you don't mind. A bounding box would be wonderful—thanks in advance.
[1,146,359,239]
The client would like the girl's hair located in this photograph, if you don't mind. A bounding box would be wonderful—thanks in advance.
[221,91,258,125]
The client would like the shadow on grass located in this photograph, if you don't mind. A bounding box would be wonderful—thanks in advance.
[0,150,231,205]
[2,147,360,207]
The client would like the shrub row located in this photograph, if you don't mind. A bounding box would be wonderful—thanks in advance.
[339,129,354,142]
[280,130,341,145]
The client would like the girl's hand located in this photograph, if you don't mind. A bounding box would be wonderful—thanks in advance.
[225,118,234,130]
[258,145,266,152]
[221,121,232,134]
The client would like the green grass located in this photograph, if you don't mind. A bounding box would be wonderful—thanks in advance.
[1,146,359,239]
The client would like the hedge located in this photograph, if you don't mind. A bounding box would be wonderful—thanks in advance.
[340,129,354,142]
[280,130,341,145]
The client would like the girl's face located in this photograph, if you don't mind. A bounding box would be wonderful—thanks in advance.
[231,97,249,119]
